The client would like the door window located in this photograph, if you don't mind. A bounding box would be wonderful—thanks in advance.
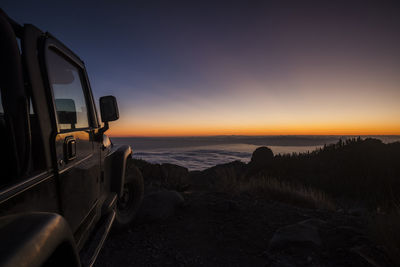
[47,49,89,130]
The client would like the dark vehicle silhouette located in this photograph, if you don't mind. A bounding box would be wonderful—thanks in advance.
[0,9,143,267]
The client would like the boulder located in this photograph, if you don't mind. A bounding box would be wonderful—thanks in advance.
[160,163,190,189]
[132,159,163,186]
[268,219,323,251]
[250,147,273,164]
[132,159,189,190]
[136,190,184,223]
[189,161,247,190]
[247,147,274,175]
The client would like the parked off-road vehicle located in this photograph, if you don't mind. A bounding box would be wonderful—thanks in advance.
[0,9,144,267]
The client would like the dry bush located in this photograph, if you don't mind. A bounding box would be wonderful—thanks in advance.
[218,176,336,211]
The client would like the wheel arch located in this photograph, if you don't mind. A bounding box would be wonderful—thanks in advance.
[104,145,132,197]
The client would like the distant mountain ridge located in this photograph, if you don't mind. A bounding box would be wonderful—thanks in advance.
[112,135,400,151]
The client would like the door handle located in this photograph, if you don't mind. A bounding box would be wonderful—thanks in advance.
[64,136,76,162]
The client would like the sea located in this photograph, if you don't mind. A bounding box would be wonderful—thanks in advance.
[111,135,400,171]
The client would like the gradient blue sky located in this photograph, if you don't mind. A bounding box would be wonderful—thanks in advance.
[2,0,400,135]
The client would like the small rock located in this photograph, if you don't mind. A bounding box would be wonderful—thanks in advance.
[348,207,367,216]
[209,200,240,212]
[335,225,363,235]
[299,218,327,228]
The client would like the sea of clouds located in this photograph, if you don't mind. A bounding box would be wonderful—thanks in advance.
[133,148,252,170]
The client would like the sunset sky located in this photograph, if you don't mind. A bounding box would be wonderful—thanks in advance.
[3,1,400,136]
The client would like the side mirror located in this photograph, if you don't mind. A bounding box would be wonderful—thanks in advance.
[55,99,77,128]
[100,95,119,122]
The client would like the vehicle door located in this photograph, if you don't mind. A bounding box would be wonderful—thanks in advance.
[44,40,101,238]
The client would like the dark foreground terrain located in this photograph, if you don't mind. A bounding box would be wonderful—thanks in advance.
[96,138,398,266]
[97,191,391,267]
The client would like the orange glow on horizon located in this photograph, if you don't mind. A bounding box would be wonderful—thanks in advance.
[108,123,400,137]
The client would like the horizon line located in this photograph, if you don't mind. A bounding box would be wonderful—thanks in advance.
[109,134,400,138]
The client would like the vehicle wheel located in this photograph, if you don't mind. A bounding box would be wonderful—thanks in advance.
[114,159,144,230]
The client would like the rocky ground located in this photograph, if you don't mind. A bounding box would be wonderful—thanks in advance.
[95,150,393,267]
[96,189,391,267]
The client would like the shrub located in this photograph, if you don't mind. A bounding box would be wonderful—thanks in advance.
[219,176,336,211]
